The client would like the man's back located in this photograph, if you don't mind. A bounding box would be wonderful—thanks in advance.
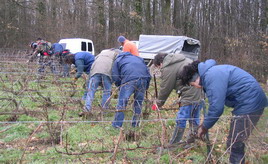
[158,53,202,106]
[112,52,150,86]
[123,40,139,56]
[74,52,95,77]
[52,43,63,54]
[36,40,51,52]
[90,49,119,78]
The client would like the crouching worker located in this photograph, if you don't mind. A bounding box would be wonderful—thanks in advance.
[50,43,64,75]
[180,59,267,164]
[112,52,151,128]
[64,52,95,100]
[152,53,204,148]
[84,49,121,112]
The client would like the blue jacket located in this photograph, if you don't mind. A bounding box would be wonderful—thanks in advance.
[74,52,95,79]
[112,52,151,88]
[52,43,63,54]
[199,59,267,129]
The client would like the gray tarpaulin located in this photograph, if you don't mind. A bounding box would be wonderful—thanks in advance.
[138,35,200,60]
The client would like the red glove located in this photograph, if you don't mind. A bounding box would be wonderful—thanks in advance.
[197,125,208,141]
[151,104,158,111]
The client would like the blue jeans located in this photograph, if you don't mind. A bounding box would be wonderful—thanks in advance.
[112,79,148,128]
[176,103,202,128]
[85,74,112,111]
[62,63,70,77]
[38,56,56,75]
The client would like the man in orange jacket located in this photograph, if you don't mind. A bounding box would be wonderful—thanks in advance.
[117,35,139,56]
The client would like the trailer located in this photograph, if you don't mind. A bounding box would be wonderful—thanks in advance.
[138,35,201,64]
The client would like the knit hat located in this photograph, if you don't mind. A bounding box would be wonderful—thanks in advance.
[117,36,126,43]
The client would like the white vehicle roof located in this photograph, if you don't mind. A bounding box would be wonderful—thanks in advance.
[59,38,95,55]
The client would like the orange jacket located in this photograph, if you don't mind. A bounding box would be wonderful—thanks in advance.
[123,40,139,56]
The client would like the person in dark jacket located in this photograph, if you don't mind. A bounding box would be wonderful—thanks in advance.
[112,52,151,128]
[84,49,121,112]
[153,53,204,148]
[60,49,71,77]
[50,43,64,75]
[64,52,95,100]
[180,59,268,164]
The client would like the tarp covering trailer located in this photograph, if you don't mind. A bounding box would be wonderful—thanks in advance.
[138,35,201,64]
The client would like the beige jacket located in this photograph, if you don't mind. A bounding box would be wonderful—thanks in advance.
[90,49,120,79]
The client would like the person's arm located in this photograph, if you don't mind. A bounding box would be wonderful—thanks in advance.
[157,67,177,107]
[75,59,85,79]
[85,56,95,75]
[111,59,121,87]
[203,72,228,129]
[122,42,130,53]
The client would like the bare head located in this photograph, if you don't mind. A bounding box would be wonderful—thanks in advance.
[179,60,201,88]
[153,53,168,67]
[64,54,75,64]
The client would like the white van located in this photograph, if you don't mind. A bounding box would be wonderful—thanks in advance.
[59,38,95,55]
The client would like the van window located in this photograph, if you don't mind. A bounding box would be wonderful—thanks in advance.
[88,43,93,51]
[81,42,87,51]
[182,41,200,53]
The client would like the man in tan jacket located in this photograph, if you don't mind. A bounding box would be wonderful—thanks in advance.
[84,48,121,112]
[153,53,204,148]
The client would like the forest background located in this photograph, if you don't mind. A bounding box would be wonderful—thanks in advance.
[0,0,267,82]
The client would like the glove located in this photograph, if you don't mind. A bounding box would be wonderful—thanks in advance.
[151,104,158,111]
[197,125,208,141]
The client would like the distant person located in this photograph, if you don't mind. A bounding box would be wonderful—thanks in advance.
[51,43,63,57]
[29,38,53,77]
[117,35,139,56]
[50,43,64,75]
[60,49,71,77]
[152,53,204,148]
[180,59,268,164]
[28,41,38,62]
[29,42,38,53]
[64,52,95,100]
[112,52,151,128]
[84,49,121,113]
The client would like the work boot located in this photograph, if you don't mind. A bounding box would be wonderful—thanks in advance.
[156,127,185,154]
[184,124,198,149]
[186,124,198,144]
[168,127,185,148]
[79,107,93,119]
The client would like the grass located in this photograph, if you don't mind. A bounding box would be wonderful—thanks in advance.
[0,124,32,142]
[0,62,267,163]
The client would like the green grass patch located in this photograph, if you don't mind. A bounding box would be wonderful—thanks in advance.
[0,148,23,163]
[0,124,32,142]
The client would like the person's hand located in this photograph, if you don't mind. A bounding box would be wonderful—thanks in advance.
[196,125,208,141]
[82,74,88,80]
[70,69,77,74]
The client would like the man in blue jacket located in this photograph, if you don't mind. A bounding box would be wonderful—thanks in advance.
[64,52,95,100]
[112,52,151,128]
[180,59,267,164]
